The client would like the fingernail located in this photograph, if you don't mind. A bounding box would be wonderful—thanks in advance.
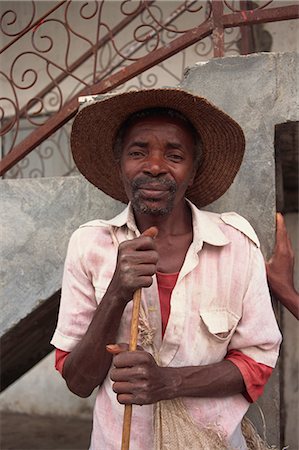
[106,344,117,350]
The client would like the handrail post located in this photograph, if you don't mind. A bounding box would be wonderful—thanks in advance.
[239,0,254,54]
[211,0,224,57]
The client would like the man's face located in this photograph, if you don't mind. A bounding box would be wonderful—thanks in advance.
[119,115,197,216]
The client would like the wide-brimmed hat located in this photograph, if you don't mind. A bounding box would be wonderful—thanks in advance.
[71,88,245,207]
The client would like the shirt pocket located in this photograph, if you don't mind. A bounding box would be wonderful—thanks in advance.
[200,309,240,343]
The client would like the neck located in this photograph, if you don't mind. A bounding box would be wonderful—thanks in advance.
[133,199,192,237]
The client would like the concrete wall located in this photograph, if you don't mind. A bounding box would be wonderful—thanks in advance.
[0,176,124,337]
[1,53,298,448]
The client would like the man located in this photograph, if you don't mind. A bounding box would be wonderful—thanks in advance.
[51,88,281,450]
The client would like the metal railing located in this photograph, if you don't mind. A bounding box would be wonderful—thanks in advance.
[1,0,298,178]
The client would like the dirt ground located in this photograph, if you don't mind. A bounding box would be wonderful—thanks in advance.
[1,411,92,450]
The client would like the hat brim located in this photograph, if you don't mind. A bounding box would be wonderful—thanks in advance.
[71,88,245,207]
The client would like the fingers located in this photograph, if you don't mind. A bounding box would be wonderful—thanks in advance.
[106,343,143,355]
[109,351,149,404]
[108,350,162,405]
[110,366,147,383]
[110,363,150,406]
[142,226,158,239]
[267,213,293,264]
[109,351,151,381]
[106,343,129,355]
[118,241,158,270]
[113,350,149,368]
[276,213,293,254]
[110,233,159,301]
[119,225,158,255]
[276,212,287,243]
[116,393,136,405]
[114,389,146,406]
[114,238,159,297]
[118,249,158,268]
[266,213,295,290]
[120,235,156,252]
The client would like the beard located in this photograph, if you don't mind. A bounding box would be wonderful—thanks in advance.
[130,175,177,216]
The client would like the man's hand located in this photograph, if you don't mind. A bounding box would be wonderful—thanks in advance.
[266,213,299,319]
[108,346,173,405]
[107,227,159,304]
[266,213,295,289]
[107,344,246,404]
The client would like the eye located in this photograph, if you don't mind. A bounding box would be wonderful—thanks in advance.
[166,153,184,162]
[128,150,145,159]
[125,141,147,159]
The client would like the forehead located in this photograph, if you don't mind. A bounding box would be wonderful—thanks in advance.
[123,115,196,143]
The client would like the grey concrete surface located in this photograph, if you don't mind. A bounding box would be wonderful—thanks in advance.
[182,51,298,257]
[1,411,92,450]
[0,176,124,337]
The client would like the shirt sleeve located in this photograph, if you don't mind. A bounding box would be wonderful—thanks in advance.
[225,349,273,402]
[55,349,70,375]
[50,229,98,351]
[227,244,282,368]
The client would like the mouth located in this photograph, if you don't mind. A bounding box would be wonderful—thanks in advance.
[131,179,177,215]
[131,176,177,201]
[138,185,169,199]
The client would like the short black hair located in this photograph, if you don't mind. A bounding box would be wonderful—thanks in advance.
[113,107,202,169]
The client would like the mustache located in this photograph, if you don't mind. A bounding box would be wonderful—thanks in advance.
[131,175,177,192]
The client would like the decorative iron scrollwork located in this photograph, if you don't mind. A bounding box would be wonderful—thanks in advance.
[1,0,295,178]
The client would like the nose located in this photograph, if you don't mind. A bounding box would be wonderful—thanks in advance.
[143,152,167,177]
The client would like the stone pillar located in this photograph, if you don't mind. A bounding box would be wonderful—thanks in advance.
[180,52,298,447]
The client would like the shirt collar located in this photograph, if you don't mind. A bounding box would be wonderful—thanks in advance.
[99,203,139,234]
[101,200,229,247]
[187,200,230,248]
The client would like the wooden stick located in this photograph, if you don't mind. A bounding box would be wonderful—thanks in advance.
[121,288,141,450]
[120,226,158,450]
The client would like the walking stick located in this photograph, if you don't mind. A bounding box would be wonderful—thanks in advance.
[121,226,158,450]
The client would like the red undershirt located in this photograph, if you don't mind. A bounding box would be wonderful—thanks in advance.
[156,271,179,337]
[55,271,273,403]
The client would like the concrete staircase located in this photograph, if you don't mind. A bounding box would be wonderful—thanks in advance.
[0,176,124,390]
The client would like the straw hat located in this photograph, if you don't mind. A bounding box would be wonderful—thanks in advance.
[71,88,245,207]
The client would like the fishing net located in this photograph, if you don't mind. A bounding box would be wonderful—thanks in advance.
[154,397,229,450]
[153,398,277,450]
[241,416,277,450]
